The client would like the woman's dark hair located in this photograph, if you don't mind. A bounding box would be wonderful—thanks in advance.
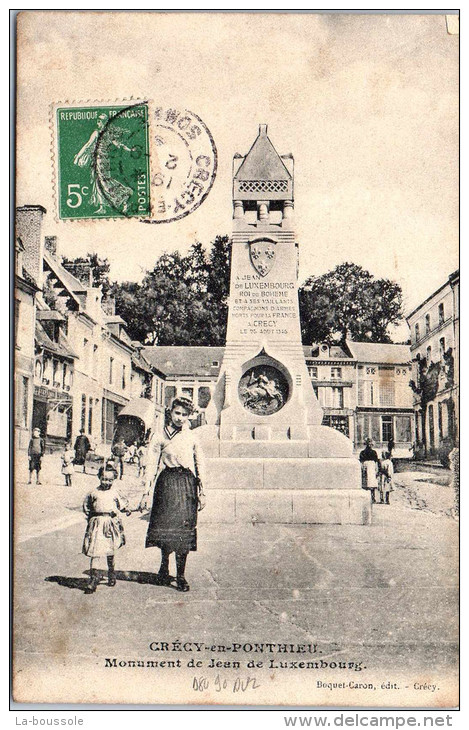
[170,397,194,415]
[98,464,118,480]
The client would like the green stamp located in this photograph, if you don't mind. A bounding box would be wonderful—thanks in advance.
[56,103,150,220]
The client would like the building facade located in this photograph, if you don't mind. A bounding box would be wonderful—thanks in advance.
[144,341,414,455]
[406,270,459,458]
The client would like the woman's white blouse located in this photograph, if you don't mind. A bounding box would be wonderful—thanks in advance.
[146,425,205,486]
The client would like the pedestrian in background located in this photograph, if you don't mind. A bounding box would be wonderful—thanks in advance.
[137,442,147,478]
[74,428,91,473]
[359,438,379,504]
[28,427,45,485]
[61,442,75,487]
[378,451,394,505]
[111,437,128,480]
[82,464,131,594]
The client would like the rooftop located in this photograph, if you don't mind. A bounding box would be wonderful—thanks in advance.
[346,340,411,365]
[143,346,224,377]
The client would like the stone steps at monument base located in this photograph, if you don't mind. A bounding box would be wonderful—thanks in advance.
[198,488,371,525]
[204,456,361,491]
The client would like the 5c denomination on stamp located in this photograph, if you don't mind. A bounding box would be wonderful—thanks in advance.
[55,102,151,220]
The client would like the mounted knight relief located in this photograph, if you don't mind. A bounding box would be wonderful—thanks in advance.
[238,364,289,415]
[249,239,276,277]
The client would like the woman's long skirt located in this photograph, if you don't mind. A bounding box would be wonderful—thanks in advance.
[145,467,198,553]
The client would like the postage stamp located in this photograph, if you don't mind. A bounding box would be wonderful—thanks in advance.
[53,102,217,223]
[55,102,151,220]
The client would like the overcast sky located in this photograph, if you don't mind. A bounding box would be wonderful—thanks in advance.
[17,12,458,338]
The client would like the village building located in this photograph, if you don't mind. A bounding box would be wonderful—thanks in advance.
[406,270,459,458]
[144,340,414,455]
[14,205,45,449]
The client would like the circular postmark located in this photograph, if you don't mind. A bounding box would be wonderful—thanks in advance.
[238,365,289,416]
[147,106,217,224]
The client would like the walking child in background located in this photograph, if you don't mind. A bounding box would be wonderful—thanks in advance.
[61,442,75,486]
[378,451,394,505]
[111,437,128,480]
[28,427,45,485]
[82,465,131,594]
[137,442,147,478]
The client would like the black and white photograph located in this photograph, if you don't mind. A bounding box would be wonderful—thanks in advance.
[13,11,459,708]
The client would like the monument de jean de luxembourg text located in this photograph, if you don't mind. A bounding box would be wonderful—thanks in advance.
[198,125,371,526]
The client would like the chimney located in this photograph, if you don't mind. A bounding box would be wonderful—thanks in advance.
[44,236,58,259]
[101,296,116,316]
[15,205,47,286]
[62,259,92,288]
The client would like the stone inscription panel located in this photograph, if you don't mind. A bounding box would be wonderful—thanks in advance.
[230,273,300,339]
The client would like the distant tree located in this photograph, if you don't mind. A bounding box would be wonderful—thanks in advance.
[112,236,231,345]
[299,262,403,345]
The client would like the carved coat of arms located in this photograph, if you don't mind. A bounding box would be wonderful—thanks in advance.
[249,239,276,277]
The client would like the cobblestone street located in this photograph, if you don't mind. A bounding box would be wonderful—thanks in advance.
[13,452,458,706]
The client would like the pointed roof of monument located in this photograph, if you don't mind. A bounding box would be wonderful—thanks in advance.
[235,125,291,182]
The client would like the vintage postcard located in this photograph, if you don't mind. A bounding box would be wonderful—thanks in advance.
[13,11,459,706]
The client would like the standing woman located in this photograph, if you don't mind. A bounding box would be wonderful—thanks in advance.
[143,398,205,592]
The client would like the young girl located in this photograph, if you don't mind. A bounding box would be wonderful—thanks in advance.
[82,464,131,594]
[378,451,394,505]
[61,442,75,486]
[142,397,205,592]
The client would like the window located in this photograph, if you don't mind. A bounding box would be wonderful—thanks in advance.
[122,365,126,390]
[182,387,194,401]
[63,363,67,388]
[331,387,344,408]
[428,404,435,450]
[211,360,219,367]
[322,415,349,438]
[15,299,20,346]
[425,314,431,334]
[439,337,445,360]
[308,366,318,379]
[88,396,93,434]
[426,346,432,365]
[379,382,395,407]
[198,387,211,409]
[414,323,420,342]
[381,415,393,443]
[331,367,342,380]
[52,360,58,385]
[370,382,375,406]
[109,357,114,384]
[438,303,445,325]
[357,381,364,406]
[21,376,29,428]
[81,394,86,431]
[438,402,443,440]
[164,385,177,408]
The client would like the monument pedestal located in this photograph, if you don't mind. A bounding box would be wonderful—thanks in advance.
[198,425,371,525]
[200,125,371,526]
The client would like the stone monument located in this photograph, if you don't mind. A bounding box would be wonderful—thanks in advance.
[199,125,371,525]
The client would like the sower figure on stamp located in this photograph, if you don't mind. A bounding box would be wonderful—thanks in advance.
[141,397,206,592]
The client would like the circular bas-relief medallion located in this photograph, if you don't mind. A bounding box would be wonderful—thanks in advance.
[238,365,290,416]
